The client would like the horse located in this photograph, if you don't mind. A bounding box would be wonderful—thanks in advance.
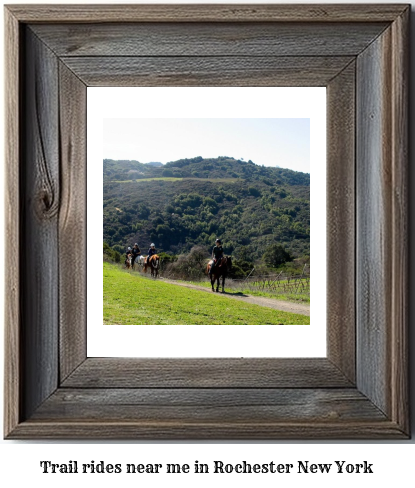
[207,256,232,292]
[133,255,145,271]
[144,254,160,278]
[125,254,132,269]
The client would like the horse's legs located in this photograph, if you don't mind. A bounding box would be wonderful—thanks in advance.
[216,276,219,292]
[222,276,225,292]
[209,267,215,291]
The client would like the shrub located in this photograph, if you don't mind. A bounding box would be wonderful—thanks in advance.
[263,244,292,268]
[103,242,121,263]
[165,245,210,280]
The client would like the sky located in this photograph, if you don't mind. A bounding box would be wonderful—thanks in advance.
[103,118,310,173]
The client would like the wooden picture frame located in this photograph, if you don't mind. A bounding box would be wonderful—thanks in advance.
[4,4,409,439]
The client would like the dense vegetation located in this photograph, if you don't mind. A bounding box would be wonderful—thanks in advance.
[103,156,310,267]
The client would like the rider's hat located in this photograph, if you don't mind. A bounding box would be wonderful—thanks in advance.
[128,247,131,250]
[151,243,155,247]
[134,243,138,246]
[215,238,221,244]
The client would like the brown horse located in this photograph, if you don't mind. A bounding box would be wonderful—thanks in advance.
[207,256,232,292]
[144,254,160,277]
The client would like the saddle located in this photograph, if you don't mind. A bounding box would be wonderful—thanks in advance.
[210,257,224,270]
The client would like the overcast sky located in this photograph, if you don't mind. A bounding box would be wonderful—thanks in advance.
[103,118,310,173]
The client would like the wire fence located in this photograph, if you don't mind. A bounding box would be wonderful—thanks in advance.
[231,264,310,295]
[134,257,310,297]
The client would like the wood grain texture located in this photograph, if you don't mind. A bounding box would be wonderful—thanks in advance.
[356,34,387,414]
[6,4,409,23]
[58,63,87,382]
[356,15,409,430]
[4,6,21,438]
[10,410,405,441]
[32,388,386,422]
[389,8,409,432]
[31,22,388,57]
[7,422,407,440]
[4,5,410,440]
[356,26,400,419]
[61,56,354,87]
[326,62,356,383]
[62,358,353,389]
[21,28,60,420]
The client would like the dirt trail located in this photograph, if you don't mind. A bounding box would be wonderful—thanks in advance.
[160,278,310,316]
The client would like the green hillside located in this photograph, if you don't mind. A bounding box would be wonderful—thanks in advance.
[103,262,309,325]
[103,156,310,261]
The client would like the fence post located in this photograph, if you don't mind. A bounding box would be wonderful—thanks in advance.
[243,267,255,282]
[295,263,308,294]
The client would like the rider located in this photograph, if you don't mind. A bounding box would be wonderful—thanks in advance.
[210,238,224,276]
[147,243,157,263]
[125,246,132,267]
[131,243,141,270]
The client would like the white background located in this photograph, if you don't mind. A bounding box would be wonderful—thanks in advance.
[1,0,415,486]
[87,87,326,357]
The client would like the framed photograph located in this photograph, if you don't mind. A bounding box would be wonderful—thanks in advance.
[89,87,324,359]
[4,4,409,439]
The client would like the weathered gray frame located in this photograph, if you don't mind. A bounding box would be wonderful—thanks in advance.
[4,4,409,439]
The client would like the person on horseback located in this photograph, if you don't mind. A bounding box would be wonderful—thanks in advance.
[125,246,132,267]
[210,238,224,277]
[147,243,157,264]
[131,243,141,270]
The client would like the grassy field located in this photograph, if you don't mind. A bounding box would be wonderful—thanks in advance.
[110,177,239,183]
[103,262,310,325]
[184,279,310,304]
[110,177,184,183]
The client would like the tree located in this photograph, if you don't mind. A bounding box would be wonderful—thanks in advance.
[248,186,261,197]
[162,168,174,177]
[166,245,210,280]
[187,245,209,269]
[235,245,254,263]
[263,244,292,268]
[103,242,121,263]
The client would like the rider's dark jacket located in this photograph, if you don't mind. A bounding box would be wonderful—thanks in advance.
[212,245,224,260]
[148,247,157,258]
[132,246,141,258]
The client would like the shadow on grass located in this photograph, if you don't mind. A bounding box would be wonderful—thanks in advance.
[215,290,248,297]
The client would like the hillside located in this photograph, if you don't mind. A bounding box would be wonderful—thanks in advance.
[104,156,309,186]
[103,156,310,260]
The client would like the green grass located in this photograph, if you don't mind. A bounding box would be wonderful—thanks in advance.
[184,279,310,304]
[183,177,238,183]
[110,177,183,183]
[103,262,309,325]
[237,287,310,304]
[109,177,239,183]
